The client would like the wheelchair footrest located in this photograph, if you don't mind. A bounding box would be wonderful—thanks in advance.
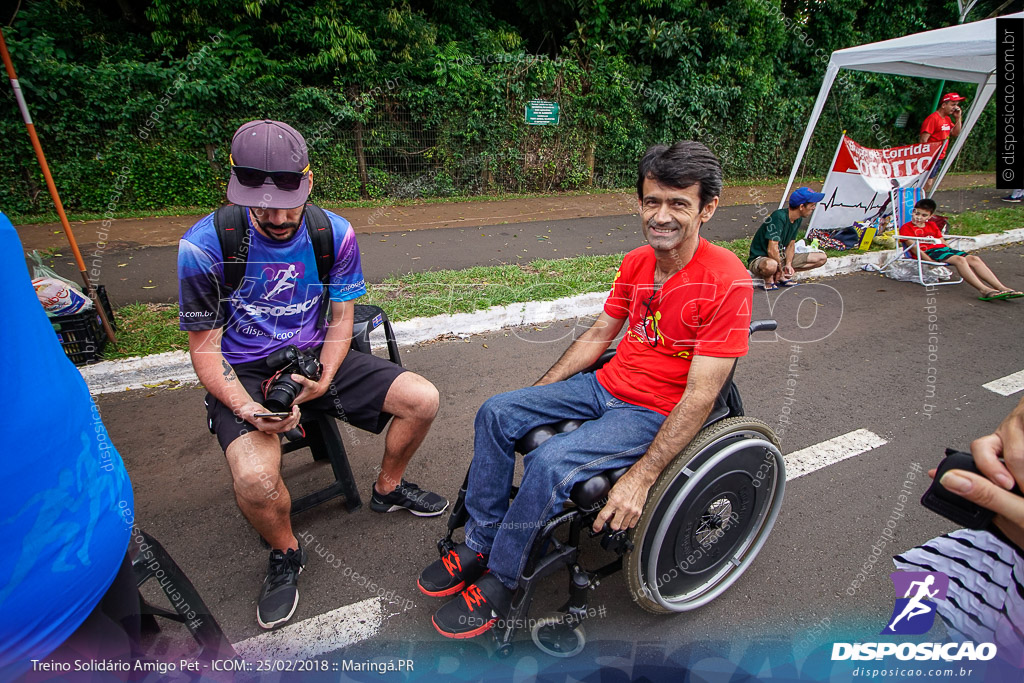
[520,543,577,585]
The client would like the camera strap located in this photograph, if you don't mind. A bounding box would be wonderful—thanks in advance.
[213,203,336,327]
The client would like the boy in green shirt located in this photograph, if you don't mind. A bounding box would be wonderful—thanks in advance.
[748,187,827,289]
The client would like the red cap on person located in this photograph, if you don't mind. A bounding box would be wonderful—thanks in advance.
[940,93,965,104]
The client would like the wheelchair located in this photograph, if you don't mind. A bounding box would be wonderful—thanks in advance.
[434,320,786,657]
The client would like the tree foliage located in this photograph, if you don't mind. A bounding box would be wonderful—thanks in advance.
[0,0,1009,214]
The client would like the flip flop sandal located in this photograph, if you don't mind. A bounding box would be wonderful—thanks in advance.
[1001,290,1024,299]
[978,290,1005,301]
[777,280,802,287]
[761,283,778,291]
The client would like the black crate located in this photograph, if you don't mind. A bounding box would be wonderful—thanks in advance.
[50,286,117,366]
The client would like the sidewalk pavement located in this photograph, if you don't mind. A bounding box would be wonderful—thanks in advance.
[19,180,1007,307]
[13,173,996,253]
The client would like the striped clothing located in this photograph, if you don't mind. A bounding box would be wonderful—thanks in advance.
[894,529,1024,667]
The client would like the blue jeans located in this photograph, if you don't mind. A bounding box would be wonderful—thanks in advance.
[464,373,666,589]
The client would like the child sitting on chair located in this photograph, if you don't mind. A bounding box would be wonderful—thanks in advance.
[898,198,1023,301]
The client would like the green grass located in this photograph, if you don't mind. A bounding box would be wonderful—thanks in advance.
[945,206,1024,237]
[362,254,623,320]
[96,203,1023,361]
[11,206,221,226]
[104,303,187,360]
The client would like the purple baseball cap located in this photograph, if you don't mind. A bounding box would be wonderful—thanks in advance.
[227,120,311,209]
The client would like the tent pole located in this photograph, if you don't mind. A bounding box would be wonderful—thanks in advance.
[0,27,117,345]
[931,80,946,111]
[782,62,840,208]
[805,131,846,235]
[930,76,994,196]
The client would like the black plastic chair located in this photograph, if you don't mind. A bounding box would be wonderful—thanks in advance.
[284,304,402,515]
[131,530,237,662]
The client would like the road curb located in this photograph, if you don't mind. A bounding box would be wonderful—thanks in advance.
[80,228,1024,395]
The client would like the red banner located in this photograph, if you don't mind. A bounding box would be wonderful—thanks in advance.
[809,135,943,231]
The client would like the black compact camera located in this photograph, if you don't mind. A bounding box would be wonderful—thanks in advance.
[921,448,1022,530]
[263,345,323,413]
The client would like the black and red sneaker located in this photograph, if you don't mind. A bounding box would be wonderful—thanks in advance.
[417,542,488,597]
[431,574,513,639]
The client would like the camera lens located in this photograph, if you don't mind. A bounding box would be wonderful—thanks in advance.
[264,377,302,413]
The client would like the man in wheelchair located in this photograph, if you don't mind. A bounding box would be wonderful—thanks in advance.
[419,142,754,639]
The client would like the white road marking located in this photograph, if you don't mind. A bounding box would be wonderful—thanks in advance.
[784,429,888,481]
[982,369,1024,396]
[233,597,383,660]
[228,428,886,658]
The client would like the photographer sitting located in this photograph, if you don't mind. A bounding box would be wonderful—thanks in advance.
[178,120,447,630]
[417,142,752,639]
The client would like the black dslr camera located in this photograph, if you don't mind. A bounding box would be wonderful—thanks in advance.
[263,345,323,413]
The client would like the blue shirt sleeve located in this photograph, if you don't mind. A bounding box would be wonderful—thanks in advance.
[327,214,367,303]
[177,214,228,330]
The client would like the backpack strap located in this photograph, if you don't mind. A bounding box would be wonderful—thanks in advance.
[303,204,336,328]
[213,204,250,293]
[304,204,334,285]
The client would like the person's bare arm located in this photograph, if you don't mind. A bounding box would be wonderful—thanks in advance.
[592,355,737,532]
[783,241,796,277]
[188,328,300,433]
[291,300,354,405]
[535,312,626,386]
[951,108,963,136]
[765,240,785,281]
[919,131,931,144]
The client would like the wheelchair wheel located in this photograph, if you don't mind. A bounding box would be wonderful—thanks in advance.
[530,613,586,658]
[626,417,784,614]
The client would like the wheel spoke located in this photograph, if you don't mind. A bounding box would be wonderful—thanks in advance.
[627,418,786,615]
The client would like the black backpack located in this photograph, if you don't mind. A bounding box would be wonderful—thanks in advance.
[213,203,335,326]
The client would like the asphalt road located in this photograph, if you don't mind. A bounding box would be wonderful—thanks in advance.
[96,242,1024,680]
[39,187,1010,308]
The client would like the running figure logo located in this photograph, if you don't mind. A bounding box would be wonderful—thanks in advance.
[882,571,949,635]
[264,263,302,301]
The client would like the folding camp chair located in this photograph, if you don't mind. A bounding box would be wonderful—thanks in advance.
[880,185,974,286]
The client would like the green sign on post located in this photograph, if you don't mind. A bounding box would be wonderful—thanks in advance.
[525,100,560,126]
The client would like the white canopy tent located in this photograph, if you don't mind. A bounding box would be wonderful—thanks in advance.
[781,12,1023,207]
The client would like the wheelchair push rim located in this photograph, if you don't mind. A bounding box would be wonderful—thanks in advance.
[627,417,785,614]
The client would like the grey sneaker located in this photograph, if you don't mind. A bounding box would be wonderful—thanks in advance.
[257,546,306,629]
[370,479,449,517]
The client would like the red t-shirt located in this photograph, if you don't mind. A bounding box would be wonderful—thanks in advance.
[920,111,953,159]
[595,239,753,416]
[899,220,945,251]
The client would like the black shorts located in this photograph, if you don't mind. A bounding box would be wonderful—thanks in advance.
[205,347,406,451]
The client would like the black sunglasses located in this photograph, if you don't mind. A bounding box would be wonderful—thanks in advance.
[230,154,310,191]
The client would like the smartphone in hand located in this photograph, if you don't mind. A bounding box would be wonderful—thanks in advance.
[921,449,1022,529]
[254,412,291,419]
